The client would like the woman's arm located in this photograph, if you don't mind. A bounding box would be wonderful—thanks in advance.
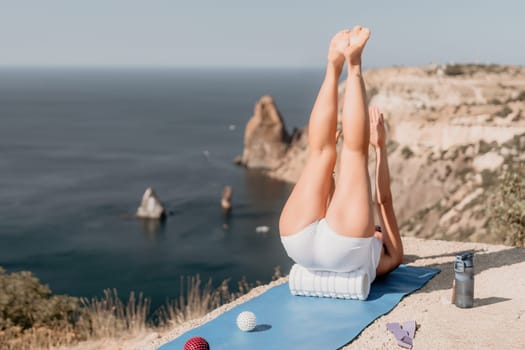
[369,107,404,275]
[375,146,404,275]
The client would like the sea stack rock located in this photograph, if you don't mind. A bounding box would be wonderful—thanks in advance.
[221,185,233,214]
[239,95,291,169]
[136,187,166,220]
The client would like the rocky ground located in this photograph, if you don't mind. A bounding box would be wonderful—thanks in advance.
[237,64,525,246]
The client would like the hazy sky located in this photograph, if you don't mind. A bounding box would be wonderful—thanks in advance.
[0,0,523,68]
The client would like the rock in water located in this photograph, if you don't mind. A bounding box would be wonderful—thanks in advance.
[255,225,270,233]
[136,187,166,220]
[240,95,291,169]
[221,185,233,212]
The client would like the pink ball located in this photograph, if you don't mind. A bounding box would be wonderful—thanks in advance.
[183,336,210,350]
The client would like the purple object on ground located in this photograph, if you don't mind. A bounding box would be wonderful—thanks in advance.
[386,322,408,338]
[403,320,416,339]
[386,321,416,349]
[398,335,413,349]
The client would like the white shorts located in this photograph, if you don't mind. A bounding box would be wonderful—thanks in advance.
[281,218,383,281]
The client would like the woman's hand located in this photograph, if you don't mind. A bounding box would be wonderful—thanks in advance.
[369,106,386,149]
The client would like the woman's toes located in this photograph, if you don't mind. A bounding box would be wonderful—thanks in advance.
[328,29,351,65]
[344,25,371,63]
[335,33,348,53]
[339,30,351,47]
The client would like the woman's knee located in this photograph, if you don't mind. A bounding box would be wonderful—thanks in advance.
[308,146,337,169]
[342,137,368,154]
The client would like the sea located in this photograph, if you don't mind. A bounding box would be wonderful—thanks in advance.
[0,67,323,310]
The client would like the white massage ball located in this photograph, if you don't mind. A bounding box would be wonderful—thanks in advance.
[236,311,257,331]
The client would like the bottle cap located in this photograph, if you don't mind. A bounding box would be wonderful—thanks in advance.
[454,251,474,272]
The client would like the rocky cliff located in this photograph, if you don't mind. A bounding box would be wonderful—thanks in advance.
[238,64,525,246]
[237,95,292,169]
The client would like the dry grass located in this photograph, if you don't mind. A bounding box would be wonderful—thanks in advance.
[0,325,78,350]
[0,267,282,350]
[157,268,281,327]
[79,289,150,338]
[156,276,229,326]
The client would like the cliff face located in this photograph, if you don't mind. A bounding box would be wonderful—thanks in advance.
[363,64,525,245]
[239,64,525,245]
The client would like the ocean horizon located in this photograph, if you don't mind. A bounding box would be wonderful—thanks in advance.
[0,67,324,310]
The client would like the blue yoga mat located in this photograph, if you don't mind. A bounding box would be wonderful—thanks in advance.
[159,265,439,350]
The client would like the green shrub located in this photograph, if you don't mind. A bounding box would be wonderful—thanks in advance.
[401,146,414,159]
[478,140,495,154]
[511,110,522,122]
[443,64,464,76]
[494,105,513,118]
[487,166,525,246]
[515,91,525,102]
[387,140,399,154]
[0,268,79,330]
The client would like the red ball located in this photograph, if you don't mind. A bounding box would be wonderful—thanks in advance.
[184,336,210,350]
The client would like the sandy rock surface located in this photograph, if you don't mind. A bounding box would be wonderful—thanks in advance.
[343,238,525,350]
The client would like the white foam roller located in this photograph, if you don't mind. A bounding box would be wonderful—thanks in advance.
[288,264,371,300]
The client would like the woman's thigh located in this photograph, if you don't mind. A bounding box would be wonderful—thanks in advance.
[325,147,375,237]
[279,149,336,236]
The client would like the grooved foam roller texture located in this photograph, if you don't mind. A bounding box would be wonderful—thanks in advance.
[288,264,371,300]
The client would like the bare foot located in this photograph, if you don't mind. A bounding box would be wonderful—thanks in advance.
[328,30,350,70]
[343,25,371,66]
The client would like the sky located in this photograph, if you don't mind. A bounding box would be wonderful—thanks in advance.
[0,0,523,68]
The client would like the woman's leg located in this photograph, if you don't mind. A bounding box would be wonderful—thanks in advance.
[325,26,375,238]
[279,30,349,237]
